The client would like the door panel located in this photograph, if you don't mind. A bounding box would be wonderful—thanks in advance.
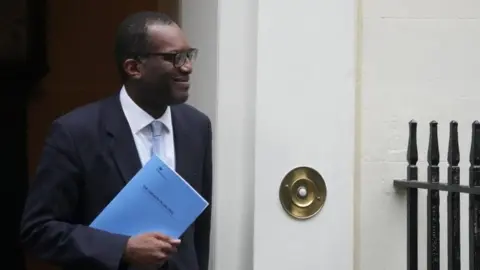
[253,0,357,269]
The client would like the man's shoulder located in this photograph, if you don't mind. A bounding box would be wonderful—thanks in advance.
[55,99,102,124]
[172,103,211,125]
[52,95,116,133]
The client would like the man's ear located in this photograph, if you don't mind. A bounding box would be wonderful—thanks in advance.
[123,59,142,79]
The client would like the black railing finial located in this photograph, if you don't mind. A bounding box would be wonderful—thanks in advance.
[447,120,461,270]
[406,120,419,270]
[408,120,418,166]
[470,121,480,166]
[448,121,460,166]
[427,120,440,270]
[468,120,480,270]
[428,121,440,166]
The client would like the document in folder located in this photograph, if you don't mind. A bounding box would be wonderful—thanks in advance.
[89,155,209,239]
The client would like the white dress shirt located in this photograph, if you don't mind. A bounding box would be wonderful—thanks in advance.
[119,86,176,169]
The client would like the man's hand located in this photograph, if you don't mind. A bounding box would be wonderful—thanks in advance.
[123,232,181,266]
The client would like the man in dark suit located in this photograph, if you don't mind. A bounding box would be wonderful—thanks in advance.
[20,11,212,270]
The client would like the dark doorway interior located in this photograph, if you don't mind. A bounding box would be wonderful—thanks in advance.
[1,1,178,269]
[2,0,48,269]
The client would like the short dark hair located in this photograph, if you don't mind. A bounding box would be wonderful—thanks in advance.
[114,11,175,81]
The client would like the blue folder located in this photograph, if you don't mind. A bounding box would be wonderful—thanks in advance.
[90,155,209,239]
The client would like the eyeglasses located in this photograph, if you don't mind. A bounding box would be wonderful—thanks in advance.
[139,48,198,68]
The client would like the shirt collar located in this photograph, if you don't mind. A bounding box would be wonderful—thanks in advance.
[119,86,172,134]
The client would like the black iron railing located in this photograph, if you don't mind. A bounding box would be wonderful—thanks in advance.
[393,120,480,270]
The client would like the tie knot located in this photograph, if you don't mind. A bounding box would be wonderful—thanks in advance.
[150,121,164,137]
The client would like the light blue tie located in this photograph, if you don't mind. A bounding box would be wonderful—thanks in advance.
[150,120,163,157]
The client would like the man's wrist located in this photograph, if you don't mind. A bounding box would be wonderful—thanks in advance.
[120,237,132,266]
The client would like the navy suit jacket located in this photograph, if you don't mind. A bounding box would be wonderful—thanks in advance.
[20,94,213,270]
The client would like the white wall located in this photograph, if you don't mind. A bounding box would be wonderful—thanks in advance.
[359,0,480,269]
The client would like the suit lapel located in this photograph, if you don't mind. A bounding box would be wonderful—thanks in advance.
[171,105,191,180]
[101,96,192,185]
[102,95,142,184]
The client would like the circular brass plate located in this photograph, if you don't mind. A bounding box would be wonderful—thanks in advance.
[279,166,327,220]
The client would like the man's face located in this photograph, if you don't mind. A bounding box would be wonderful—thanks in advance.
[134,23,196,105]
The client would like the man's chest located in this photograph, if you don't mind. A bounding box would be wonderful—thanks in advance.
[132,129,176,169]
[79,135,204,223]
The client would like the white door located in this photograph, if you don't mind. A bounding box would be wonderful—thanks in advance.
[252,0,357,269]
[181,0,357,269]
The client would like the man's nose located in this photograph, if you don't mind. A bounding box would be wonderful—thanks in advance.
[180,59,193,73]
